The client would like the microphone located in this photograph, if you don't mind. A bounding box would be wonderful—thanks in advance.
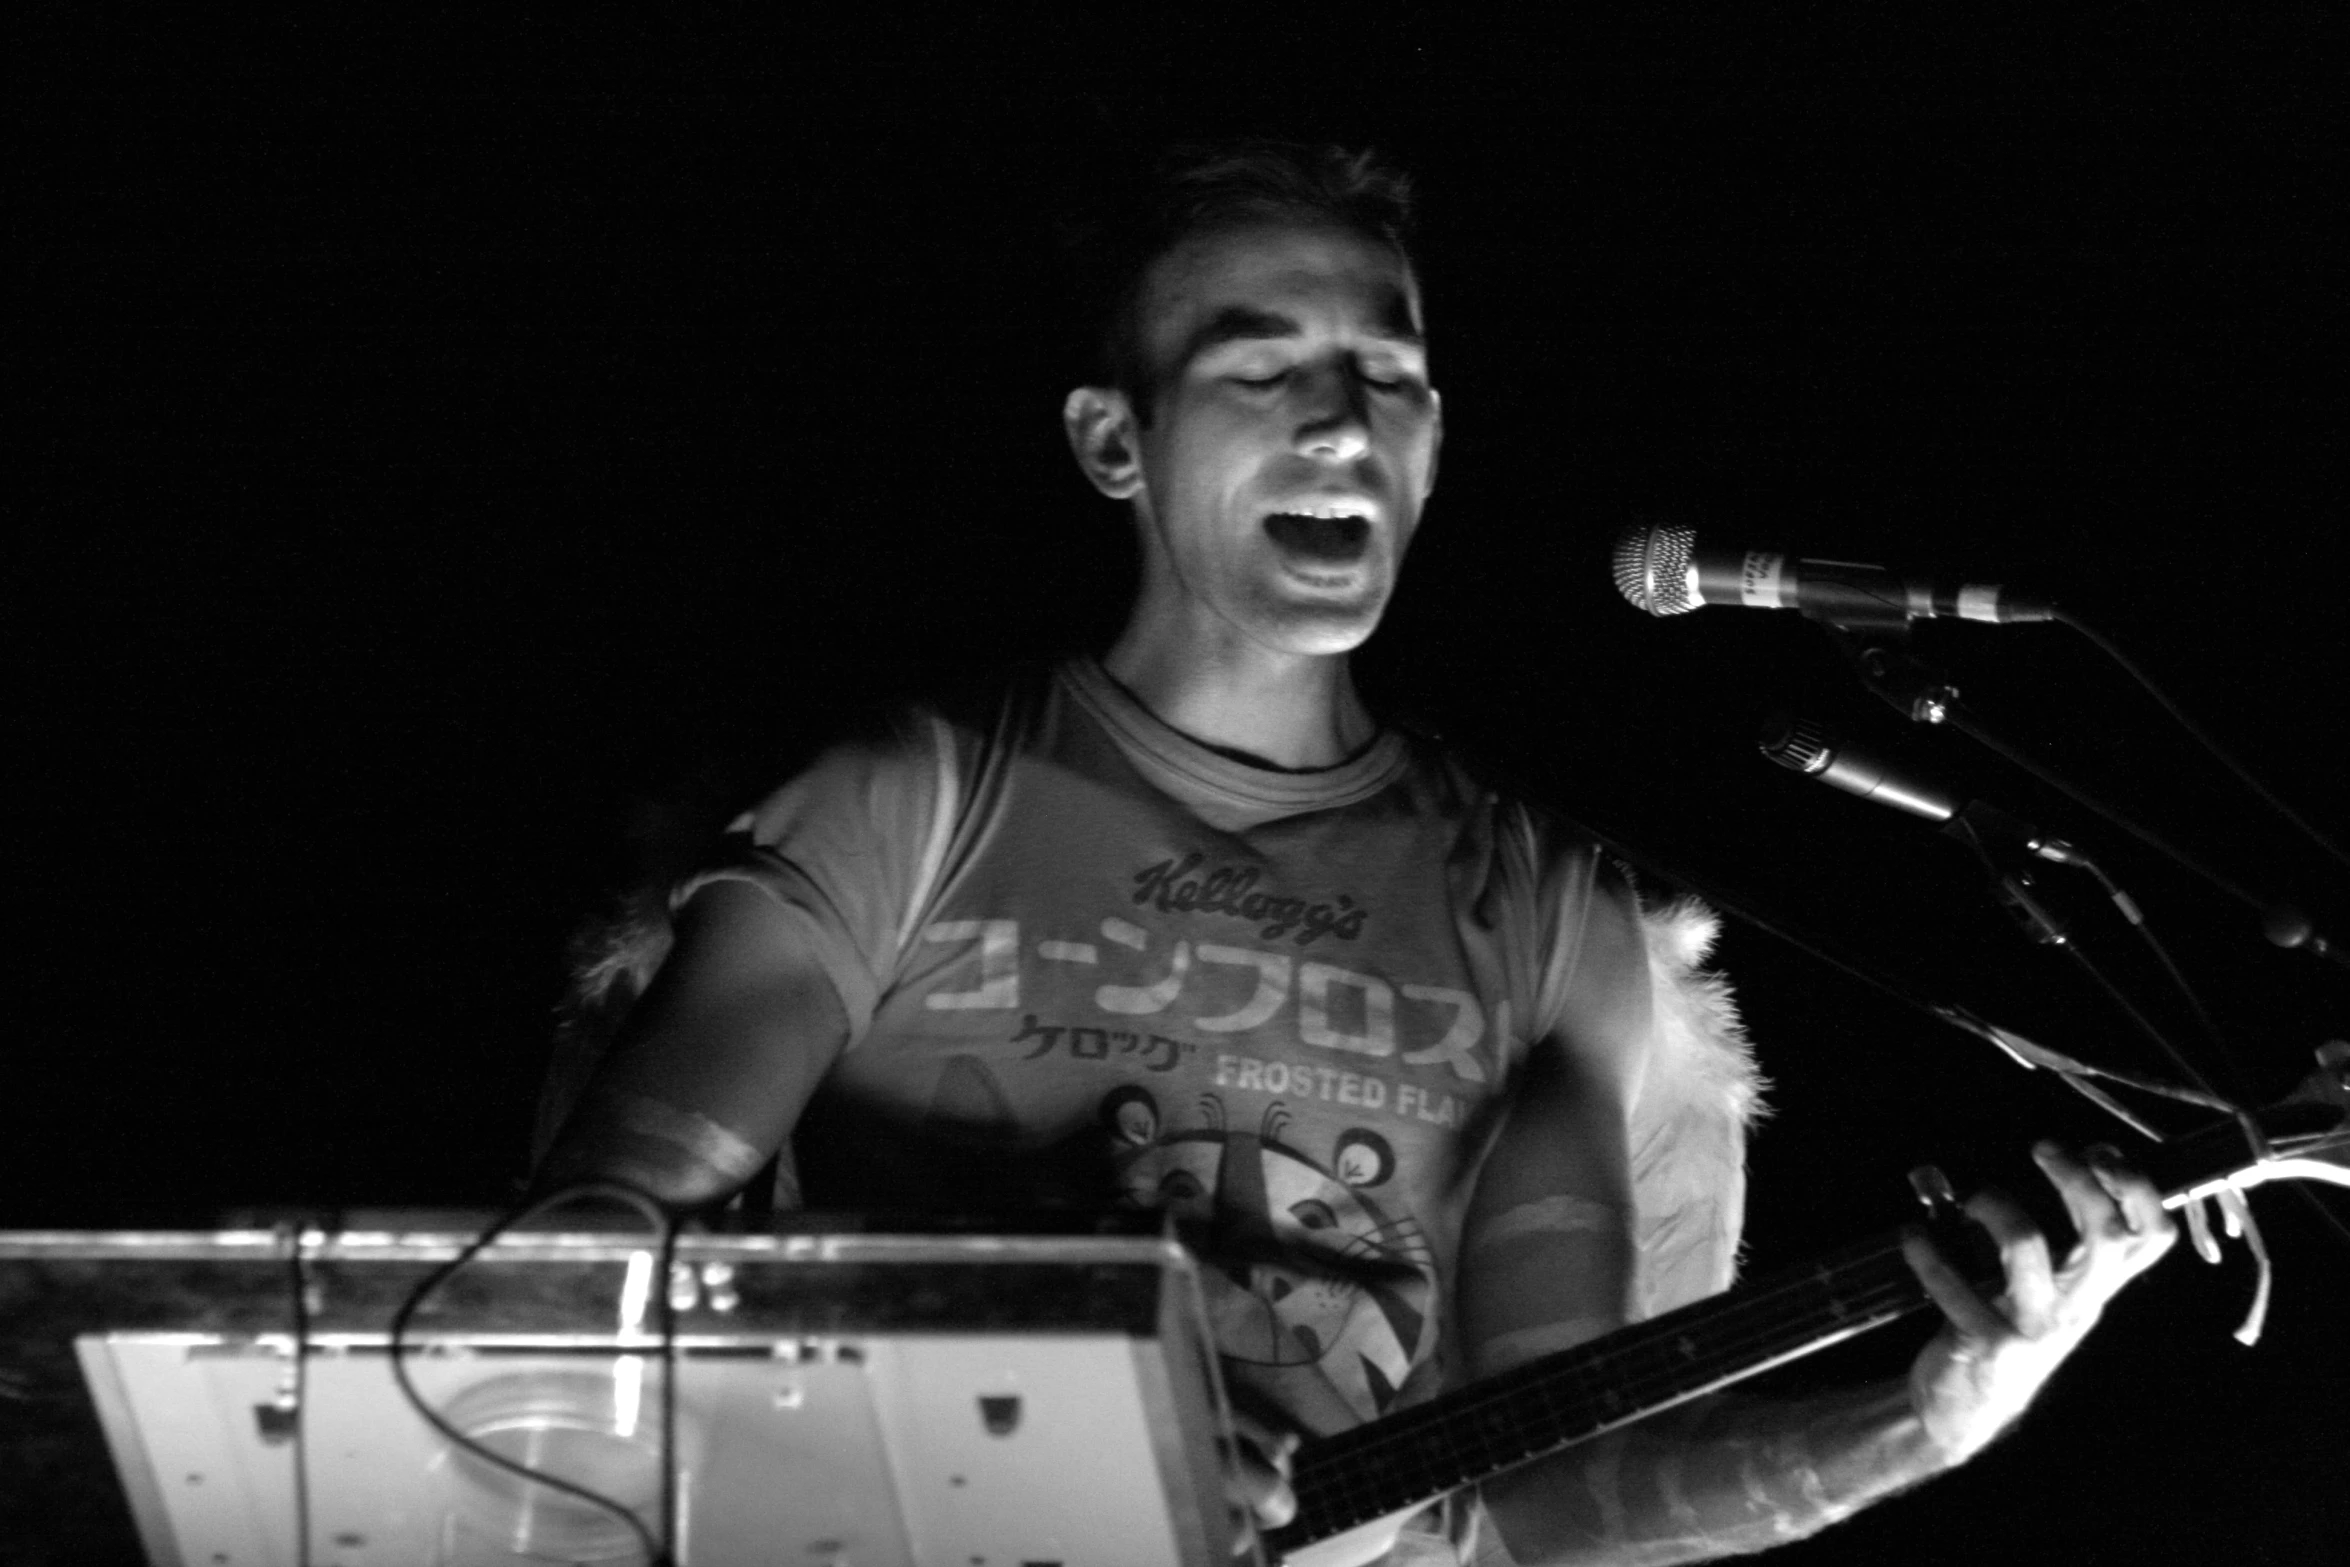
[1764,716,2350,970]
[1612,523,2056,624]
[1758,712,2081,864]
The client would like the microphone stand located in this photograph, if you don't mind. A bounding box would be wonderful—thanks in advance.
[1938,801,2072,951]
[1826,606,2248,1045]
[1932,794,2243,1100]
[1586,784,2332,1321]
[1815,615,1961,727]
[1792,624,2309,1329]
[1810,616,2350,974]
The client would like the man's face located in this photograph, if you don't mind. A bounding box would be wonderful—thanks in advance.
[1122,222,1441,658]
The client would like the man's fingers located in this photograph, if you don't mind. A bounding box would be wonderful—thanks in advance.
[2035,1140,2134,1247]
[2084,1144,2176,1253]
[1230,1409,1301,1460]
[2064,1145,2180,1299]
[1901,1223,2010,1343]
[1220,1410,1298,1539]
[1964,1186,2057,1326]
[1904,1145,2181,1463]
[2034,1140,2174,1261]
[1225,1463,1295,1538]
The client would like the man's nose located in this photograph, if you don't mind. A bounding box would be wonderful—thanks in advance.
[1294,368,1372,462]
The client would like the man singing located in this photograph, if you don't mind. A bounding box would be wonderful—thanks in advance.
[537,142,2175,1564]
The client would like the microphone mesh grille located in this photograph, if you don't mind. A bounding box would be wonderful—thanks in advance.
[1611,524,1698,615]
[1758,712,1833,774]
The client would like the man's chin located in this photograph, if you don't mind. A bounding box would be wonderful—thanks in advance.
[1249,594,1388,657]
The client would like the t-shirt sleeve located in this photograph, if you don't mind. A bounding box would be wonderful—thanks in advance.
[671,711,956,1036]
[1517,808,1616,1049]
[1509,806,1764,1316]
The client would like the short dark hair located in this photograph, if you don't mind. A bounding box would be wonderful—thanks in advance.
[1071,141,1419,421]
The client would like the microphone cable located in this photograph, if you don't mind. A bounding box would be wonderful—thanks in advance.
[2051,607,2350,877]
[387,1181,678,1567]
[284,1223,313,1567]
[1572,803,2270,1154]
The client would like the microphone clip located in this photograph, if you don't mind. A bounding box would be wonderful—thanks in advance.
[1821,622,1962,726]
[1941,801,2072,946]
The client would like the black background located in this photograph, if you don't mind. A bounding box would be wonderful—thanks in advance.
[12,13,2347,1565]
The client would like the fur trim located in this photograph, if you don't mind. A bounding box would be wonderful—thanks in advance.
[1628,897,1768,1318]
[531,791,714,1169]
[532,892,676,1169]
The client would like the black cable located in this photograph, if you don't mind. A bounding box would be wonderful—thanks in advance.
[2048,1066,2166,1142]
[387,1182,673,1567]
[1580,812,2260,1145]
[2081,862,2350,1254]
[2094,866,2229,1047]
[1942,706,2270,916]
[284,1225,313,1567]
[1589,817,2178,1108]
[1969,892,2350,1258]
[1582,811,2350,1258]
[2053,936,2230,1108]
[1944,809,2256,1139]
[1932,1002,2242,1117]
[2072,855,2258,1100]
[659,1209,684,1562]
[2056,608,2350,875]
[1574,815,1965,1030]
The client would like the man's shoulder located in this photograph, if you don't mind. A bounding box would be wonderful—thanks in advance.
[914,657,1063,736]
[1385,708,1591,841]
[769,659,1061,771]
[716,663,1052,819]
[1380,709,1662,938]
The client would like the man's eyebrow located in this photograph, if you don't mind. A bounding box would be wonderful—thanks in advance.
[1180,297,1427,364]
[1365,289,1427,349]
[1181,306,1301,363]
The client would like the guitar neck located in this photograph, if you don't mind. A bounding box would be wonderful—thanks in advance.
[1276,1229,1925,1547]
[1275,1105,2309,1550]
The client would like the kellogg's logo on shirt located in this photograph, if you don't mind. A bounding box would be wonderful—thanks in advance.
[1131,852,1368,946]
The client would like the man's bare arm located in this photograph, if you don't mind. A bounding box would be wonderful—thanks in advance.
[1455,874,1650,1379]
[534,879,850,1209]
[1461,880,2179,1563]
[1482,1143,2175,1563]
[1479,1380,1930,1565]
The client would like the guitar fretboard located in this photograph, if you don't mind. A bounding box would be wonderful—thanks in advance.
[1275,1231,1928,1544]
[1272,1105,2294,1550]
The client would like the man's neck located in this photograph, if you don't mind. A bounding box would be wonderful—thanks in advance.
[1102,622,1377,771]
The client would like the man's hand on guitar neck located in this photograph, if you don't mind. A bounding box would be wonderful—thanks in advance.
[1472,1142,2181,1565]
[1222,1407,1300,1554]
[1902,1139,2178,1463]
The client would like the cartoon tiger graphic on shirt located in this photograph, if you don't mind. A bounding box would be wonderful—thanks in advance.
[1101,1086,1439,1424]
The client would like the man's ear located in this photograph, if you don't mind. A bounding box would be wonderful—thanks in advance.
[1063,385,1144,500]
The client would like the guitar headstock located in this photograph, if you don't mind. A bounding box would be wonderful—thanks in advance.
[2279,1039,2350,1114]
[2149,1041,2350,1210]
[2231,1039,2350,1197]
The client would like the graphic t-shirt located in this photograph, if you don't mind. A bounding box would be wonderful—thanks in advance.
[685,660,1609,1436]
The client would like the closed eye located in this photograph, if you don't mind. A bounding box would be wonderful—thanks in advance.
[1227,362,1422,394]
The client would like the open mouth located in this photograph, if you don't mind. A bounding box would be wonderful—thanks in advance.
[1263,512,1372,563]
